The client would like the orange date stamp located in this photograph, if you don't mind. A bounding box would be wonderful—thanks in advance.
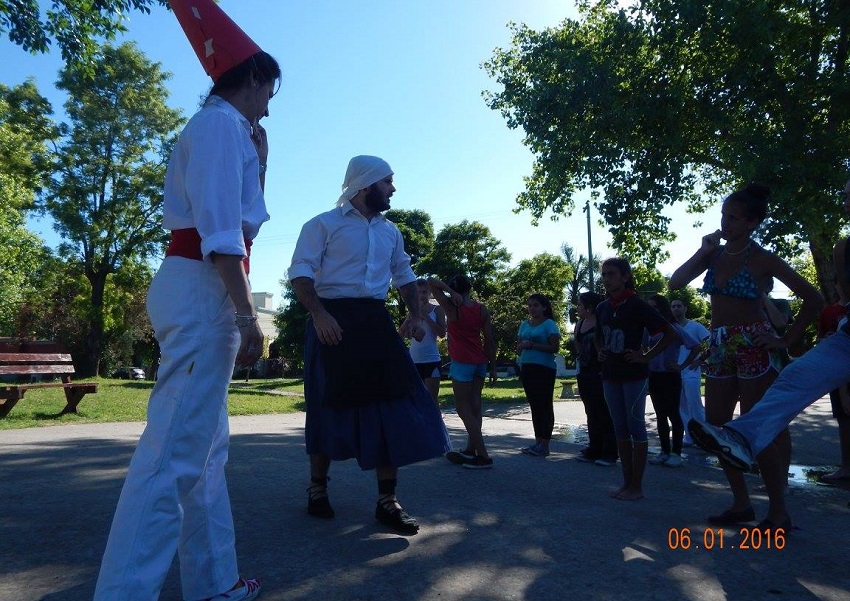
[667,527,787,550]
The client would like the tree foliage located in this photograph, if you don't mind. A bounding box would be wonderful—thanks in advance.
[417,220,511,299]
[272,280,310,372]
[0,81,57,336]
[666,285,711,328]
[0,205,52,335]
[384,208,436,322]
[8,254,90,358]
[385,208,435,271]
[490,252,572,359]
[0,80,57,209]
[101,260,157,372]
[561,243,603,322]
[1,0,168,70]
[484,0,850,295]
[44,42,184,375]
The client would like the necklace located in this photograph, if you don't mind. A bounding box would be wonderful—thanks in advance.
[723,241,752,256]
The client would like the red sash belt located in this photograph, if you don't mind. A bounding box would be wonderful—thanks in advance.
[165,228,252,274]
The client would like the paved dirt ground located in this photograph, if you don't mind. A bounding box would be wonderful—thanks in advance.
[1,397,848,601]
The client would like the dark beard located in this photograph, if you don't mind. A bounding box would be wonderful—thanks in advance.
[364,186,390,212]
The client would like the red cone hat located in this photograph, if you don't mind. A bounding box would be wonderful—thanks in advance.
[169,0,262,82]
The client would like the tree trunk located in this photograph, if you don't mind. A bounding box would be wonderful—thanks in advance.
[78,271,108,378]
[810,234,838,305]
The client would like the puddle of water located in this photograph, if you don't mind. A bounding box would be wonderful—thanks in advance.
[552,423,589,445]
[553,430,845,493]
[682,453,845,491]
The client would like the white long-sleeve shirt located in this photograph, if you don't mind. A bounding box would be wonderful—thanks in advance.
[162,95,270,260]
[288,202,416,299]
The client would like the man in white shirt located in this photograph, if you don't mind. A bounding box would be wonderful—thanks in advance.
[288,155,450,536]
[671,299,710,446]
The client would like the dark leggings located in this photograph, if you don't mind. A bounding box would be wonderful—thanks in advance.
[521,363,556,440]
[648,371,683,455]
[577,373,618,460]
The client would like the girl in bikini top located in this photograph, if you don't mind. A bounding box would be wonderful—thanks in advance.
[701,244,761,299]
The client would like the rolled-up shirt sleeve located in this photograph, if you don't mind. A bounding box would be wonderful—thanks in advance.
[288,217,326,282]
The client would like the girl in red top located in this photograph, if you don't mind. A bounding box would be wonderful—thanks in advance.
[429,275,497,469]
[818,278,850,483]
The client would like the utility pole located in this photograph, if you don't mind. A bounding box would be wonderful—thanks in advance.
[584,199,593,291]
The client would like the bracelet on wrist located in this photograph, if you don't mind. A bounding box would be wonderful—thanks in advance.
[234,313,258,328]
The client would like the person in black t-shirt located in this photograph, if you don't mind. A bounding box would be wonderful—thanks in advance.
[595,258,680,500]
[574,291,618,465]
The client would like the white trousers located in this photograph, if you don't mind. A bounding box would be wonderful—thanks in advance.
[728,328,850,456]
[94,257,241,601]
[679,372,704,443]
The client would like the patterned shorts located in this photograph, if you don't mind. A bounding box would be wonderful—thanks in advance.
[704,321,784,379]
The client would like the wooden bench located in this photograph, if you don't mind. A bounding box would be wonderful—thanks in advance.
[0,339,98,417]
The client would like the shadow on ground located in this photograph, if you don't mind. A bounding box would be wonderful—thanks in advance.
[1,409,849,601]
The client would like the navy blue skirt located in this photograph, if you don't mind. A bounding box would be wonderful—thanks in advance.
[304,299,450,470]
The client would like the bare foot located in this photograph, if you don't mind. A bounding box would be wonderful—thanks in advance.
[609,485,628,498]
[615,489,644,501]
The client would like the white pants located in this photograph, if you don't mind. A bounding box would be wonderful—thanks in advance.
[679,372,704,443]
[94,257,241,601]
[728,328,850,456]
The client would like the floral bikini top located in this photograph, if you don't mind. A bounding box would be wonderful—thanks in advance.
[701,244,760,299]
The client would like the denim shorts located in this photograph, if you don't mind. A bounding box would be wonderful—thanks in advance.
[449,361,487,382]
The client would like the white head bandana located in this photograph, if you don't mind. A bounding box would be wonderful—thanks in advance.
[337,155,393,206]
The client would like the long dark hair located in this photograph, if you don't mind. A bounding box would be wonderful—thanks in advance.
[528,293,553,319]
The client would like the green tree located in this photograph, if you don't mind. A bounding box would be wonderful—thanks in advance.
[417,220,511,299]
[44,42,184,376]
[490,252,572,360]
[272,280,310,373]
[484,0,850,293]
[11,255,90,359]
[561,242,602,322]
[0,81,57,335]
[385,208,435,271]
[1,0,167,69]
[632,263,666,297]
[101,260,157,373]
[0,206,53,335]
[384,208,436,323]
[0,80,57,209]
[666,285,711,328]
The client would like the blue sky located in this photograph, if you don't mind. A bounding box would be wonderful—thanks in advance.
[3,0,723,304]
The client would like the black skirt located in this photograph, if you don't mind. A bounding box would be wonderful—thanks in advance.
[317,298,417,408]
[303,297,451,469]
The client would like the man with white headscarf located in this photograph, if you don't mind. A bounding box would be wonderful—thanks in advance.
[288,155,450,535]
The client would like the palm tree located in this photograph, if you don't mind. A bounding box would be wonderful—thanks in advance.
[561,243,602,323]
